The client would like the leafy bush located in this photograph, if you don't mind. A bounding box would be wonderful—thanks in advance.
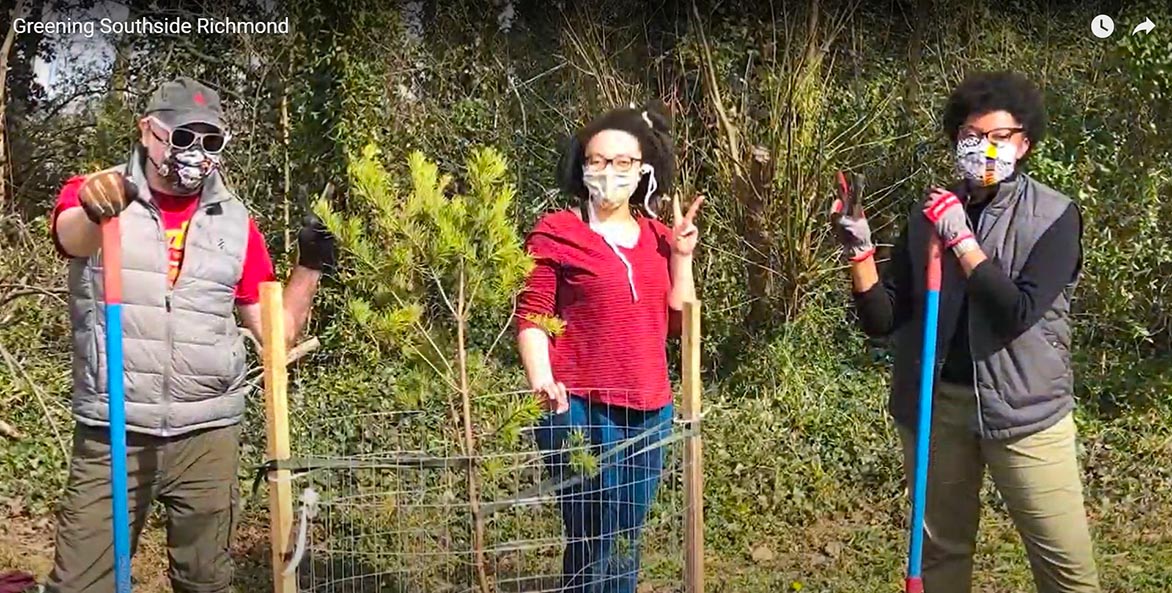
[3,2,1172,590]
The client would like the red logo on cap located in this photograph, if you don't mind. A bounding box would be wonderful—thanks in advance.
[193,92,206,106]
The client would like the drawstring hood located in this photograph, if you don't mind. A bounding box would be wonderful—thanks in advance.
[598,234,639,302]
[586,201,641,302]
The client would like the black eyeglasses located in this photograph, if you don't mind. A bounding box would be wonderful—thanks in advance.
[150,120,228,154]
[959,126,1024,144]
[584,154,642,173]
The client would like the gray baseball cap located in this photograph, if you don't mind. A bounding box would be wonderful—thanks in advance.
[143,77,226,131]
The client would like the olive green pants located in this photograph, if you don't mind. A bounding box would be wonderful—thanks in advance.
[45,423,241,593]
[897,382,1100,593]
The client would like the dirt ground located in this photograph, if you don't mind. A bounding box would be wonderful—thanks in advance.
[0,511,272,592]
[4,494,1171,592]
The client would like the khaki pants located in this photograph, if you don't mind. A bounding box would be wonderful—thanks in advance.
[45,423,241,593]
[897,383,1100,593]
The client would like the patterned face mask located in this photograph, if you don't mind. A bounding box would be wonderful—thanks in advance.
[155,147,220,192]
[583,168,641,210]
[955,135,1018,186]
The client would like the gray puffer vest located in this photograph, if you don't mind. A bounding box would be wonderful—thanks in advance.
[68,146,252,437]
[889,174,1079,440]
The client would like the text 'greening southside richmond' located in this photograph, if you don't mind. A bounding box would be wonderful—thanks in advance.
[13,17,291,38]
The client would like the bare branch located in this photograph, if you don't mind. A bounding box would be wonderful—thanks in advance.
[474,293,521,385]
[34,87,147,124]
[691,1,741,161]
[0,338,69,460]
[1,285,69,308]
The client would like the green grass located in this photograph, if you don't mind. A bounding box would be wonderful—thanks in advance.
[4,400,1170,593]
[676,498,1172,593]
[3,230,1170,591]
[6,484,1169,593]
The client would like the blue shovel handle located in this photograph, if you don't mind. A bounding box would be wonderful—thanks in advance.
[102,218,132,593]
[906,233,942,593]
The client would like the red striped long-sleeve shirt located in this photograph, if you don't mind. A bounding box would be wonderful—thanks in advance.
[516,210,681,411]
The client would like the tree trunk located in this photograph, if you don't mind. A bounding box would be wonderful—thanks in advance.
[691,2,774,330]
[805,0,821,61]
[281,86,291,254]
[742,146,775,330]
[0,0,28,211]
[904,0,928,116]
[457,265,492,593]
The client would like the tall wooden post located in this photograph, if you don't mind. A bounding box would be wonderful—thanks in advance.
[261,282,297,593]
[681,300,704,593]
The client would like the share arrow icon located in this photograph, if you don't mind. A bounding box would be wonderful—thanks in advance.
[1132,18,1156,35]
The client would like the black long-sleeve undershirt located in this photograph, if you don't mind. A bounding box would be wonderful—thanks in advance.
[853,201,1081,384]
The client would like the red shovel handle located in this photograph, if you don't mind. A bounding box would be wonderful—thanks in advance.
[101,218,123,301]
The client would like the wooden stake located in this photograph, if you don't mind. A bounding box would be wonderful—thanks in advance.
[681,300,704,593]
[261,282,297,593]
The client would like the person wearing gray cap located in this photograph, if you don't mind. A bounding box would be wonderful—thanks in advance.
[45,76,336,593]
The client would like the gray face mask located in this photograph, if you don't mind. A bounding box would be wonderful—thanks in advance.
[154,147,220,192]
[581,163,660,217]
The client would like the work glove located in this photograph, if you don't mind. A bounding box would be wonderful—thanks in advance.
[78,169,138,224]
[296,213,337,272]
[922,188,976,250]
[829,171,875,262]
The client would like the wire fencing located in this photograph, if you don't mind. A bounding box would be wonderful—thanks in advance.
[269,388,701,593]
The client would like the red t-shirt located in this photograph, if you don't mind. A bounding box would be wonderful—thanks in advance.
[51,175,276,305]
[515,210,681,411]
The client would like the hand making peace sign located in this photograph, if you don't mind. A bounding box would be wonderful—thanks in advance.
[670,193,705,256]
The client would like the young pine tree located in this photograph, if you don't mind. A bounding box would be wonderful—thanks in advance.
[315,143,542,592]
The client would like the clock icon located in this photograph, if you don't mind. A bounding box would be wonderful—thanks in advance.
[1091,14,1115,38]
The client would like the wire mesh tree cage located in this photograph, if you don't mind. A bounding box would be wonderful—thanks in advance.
[257,286,705,593]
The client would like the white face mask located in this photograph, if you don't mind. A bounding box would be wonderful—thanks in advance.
[583,167,640,210]
[955,136,1018,186]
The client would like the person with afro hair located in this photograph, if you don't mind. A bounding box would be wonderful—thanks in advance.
[832,71,1100,592]
[515,101,703,593]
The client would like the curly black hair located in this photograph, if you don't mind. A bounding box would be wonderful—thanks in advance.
[942,71,1047,148]
[557,100,676,220]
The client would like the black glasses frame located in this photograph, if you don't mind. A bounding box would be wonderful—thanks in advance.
[583,155,643,173]
[959,126,1025,143]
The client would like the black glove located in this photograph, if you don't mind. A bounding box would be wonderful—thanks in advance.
[296,213,337,272]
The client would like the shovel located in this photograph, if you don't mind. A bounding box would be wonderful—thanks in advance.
[101,217,132,593]
[905,232,943,593]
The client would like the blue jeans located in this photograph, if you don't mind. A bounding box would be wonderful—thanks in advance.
[533,396,673,593]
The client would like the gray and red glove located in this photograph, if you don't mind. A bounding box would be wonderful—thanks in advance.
[922,188,977,253]
[830,171,875,262]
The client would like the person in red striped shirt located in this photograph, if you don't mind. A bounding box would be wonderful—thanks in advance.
[516,103,703,593]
